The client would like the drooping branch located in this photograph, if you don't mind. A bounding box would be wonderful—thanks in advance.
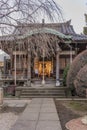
[0,32,61,58]
[0,0,63,35]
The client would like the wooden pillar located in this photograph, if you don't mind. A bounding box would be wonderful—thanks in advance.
[10,54,13,77]
[56,46,60,86]
[34,56,39,77]
[42,49,45,85]
[14,48,17,86]
[4,56,6,78]
[70,46,73,64]
[27,44,31,86]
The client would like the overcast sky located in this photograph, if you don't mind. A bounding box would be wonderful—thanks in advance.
[55,0,87,34]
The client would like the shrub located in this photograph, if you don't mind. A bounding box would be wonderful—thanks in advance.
[74,64,87,97]
[66,50,87,97]
[67,50,87,88]
[63,64,69,86]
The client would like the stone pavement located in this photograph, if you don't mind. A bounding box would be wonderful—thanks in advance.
[10,98,62,130]
[3,99,31,108]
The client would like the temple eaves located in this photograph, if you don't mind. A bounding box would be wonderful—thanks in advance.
[17,27,72,43]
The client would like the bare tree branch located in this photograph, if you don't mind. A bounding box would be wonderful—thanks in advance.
[0,0,63,35]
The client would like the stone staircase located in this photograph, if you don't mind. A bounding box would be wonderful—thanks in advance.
[16,86,67,98]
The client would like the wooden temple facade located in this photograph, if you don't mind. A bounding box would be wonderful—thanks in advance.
[0,20,87,86]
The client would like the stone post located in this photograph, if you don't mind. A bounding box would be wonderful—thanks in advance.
[56,46,60,86]
[0,87,3,106]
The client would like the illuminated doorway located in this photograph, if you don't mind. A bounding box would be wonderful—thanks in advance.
[38,61,53,77]
[34,59,53,77]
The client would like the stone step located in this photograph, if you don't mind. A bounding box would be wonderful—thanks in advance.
[20,91,66,98]
[21,91,65,94]
[22,89,65,93]
[21,93,65,96]
[22,88,65,89]
[17,86,65,90]
[20,95,66,98]
[16,86,67,98]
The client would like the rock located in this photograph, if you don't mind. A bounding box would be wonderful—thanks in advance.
[81,116,87,125]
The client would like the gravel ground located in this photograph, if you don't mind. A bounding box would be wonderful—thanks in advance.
[0,112,18,130]
[0,99,31,130]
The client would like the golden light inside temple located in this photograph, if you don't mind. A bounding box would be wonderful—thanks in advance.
[34,57,53,77]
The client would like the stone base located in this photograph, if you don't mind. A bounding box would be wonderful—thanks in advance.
[42,80,45,86]
[56,80,60,87]
[27,80,31,87]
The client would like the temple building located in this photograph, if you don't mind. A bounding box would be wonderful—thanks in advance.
[0,20,87,87]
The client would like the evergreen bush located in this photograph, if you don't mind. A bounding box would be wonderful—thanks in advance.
[63,64,69,86]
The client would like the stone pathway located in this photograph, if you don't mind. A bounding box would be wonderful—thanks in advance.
[10,98,62,130]
[4,99,31,107]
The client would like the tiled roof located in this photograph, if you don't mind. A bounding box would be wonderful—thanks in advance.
[18,27,71,40]
[13,20,76,35]
[13,20,87,42]
[0,20,87,42]
[71,34,87,41]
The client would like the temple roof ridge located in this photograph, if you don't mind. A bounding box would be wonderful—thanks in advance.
[13,20,76,35]
[18,27,72,40]
[1,20,87,42]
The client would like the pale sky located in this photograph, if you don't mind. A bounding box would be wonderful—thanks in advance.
[55,0,87,34]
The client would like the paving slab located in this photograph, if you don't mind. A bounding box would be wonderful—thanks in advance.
[43,98,54,101]
[36,121,62,130]
[25,107,40,113]
[20,112,39,121]
[28,104,41,108]
[39,113,59,121]
[43,100,54,104]
[8,103,17,107]
[4,99,31,104]
[15,103,26,107]
[40,107,57,113]
[41,105,56,109]
[41,105,55,109]
[31,98,43,104]
[11,121,36,130]
[4,100,29,108]
[10,98,62,130]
